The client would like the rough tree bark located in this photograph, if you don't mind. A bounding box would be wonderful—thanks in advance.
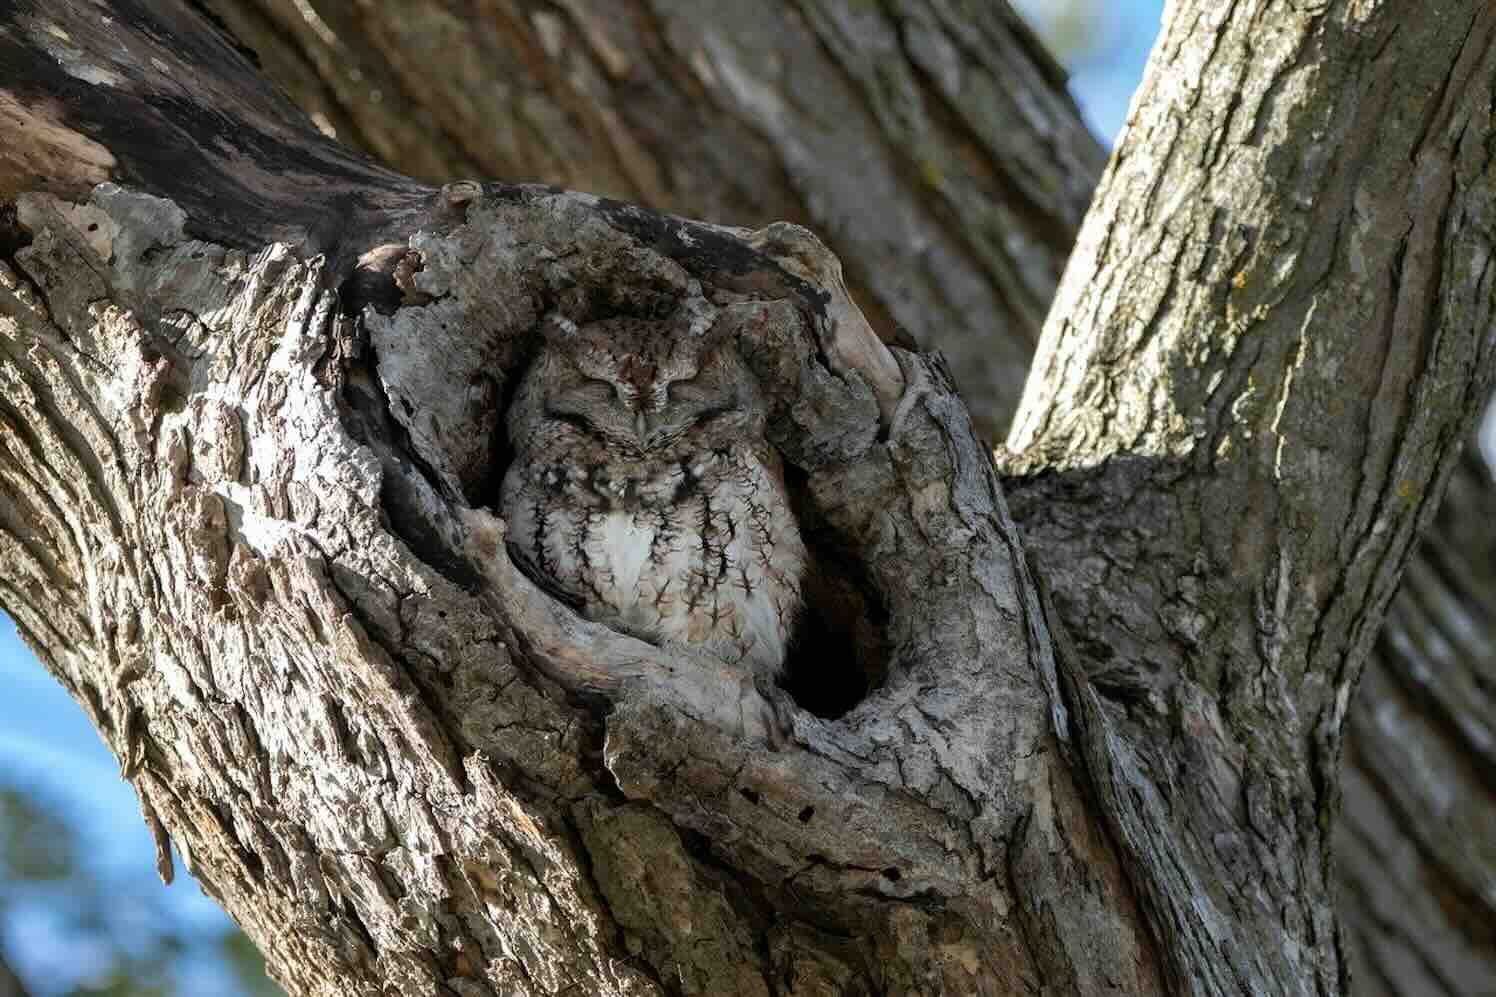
[999,5,1496,994]
[1338,449,1496,995]
[0,5,1492,997]
[188,7,1496,990]
[194,0,1105,442]
[191,3,1496,992]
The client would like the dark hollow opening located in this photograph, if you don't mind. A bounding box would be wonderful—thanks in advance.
[777,463,892,719]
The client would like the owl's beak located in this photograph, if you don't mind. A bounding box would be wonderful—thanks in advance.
[634,410,649,442]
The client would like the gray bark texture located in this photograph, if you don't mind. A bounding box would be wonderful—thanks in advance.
[1001,4,1496,995]
[1338,450,1496,996]
[165,1,1496,992]
[0,2,1491,997]
[195,0,1105,442]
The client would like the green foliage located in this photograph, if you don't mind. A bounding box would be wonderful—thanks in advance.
[0,790,73,885]
[0,782,280,997]
[1015,0,1107,63]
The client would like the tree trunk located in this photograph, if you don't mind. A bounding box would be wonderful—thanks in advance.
[999,4,1496,993]
[0,4,1492,997]
[196,2,1496,993]
[1337,448,1496,995]
[195,0,1106,441]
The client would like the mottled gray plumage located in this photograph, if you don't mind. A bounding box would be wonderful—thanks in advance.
[500,306,806,679]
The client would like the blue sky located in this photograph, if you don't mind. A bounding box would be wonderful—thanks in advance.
[1014,0,1166,143]
[0,2,1166,991]
[0,618,145,871]
[1,616,249,995]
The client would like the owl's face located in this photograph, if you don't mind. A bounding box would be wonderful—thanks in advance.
[508,313,766,458]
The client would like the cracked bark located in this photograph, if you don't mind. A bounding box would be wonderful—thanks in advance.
[1,2,1493,996]
[195,0,1104,442]
[1337,449,1496,996]
[1003,3,1496,994]
[203,2,1496,992]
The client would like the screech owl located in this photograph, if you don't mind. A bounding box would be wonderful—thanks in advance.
[499,306,808,680]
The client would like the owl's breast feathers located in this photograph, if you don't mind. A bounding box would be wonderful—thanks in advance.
[500,441,807,678]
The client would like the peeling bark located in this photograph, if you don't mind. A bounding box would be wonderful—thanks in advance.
[1,2,1494,997]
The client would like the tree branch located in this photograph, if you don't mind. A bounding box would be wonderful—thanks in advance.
[0,0,426,262]
[1338,449,1496,994]
[197,0,1106,437]
[1006,3,1496,994]
[5,2,1495,994]
[0,949,33,997]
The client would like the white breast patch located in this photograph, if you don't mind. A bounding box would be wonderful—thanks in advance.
[594,512,655,604]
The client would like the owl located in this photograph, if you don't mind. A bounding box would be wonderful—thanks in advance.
[499,308,808,681]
